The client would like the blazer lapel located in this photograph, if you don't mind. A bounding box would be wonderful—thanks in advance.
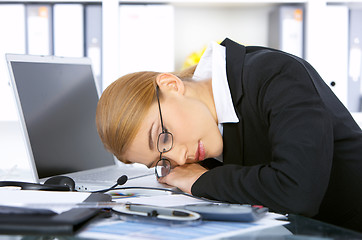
[223,119,244,165]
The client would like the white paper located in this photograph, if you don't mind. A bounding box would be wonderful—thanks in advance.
[79,214,289,240]
[0,189,91,213]
[114,194,208,207]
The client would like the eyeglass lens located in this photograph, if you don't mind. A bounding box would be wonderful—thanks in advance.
[155,158,171,178]
[157,132,173,153]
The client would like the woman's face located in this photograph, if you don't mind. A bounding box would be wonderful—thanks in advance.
[124,86,223,169]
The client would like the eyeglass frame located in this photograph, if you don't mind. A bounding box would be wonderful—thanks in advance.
[155,85,173,178]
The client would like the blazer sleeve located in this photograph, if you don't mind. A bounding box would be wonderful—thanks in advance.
[191,51,334,217]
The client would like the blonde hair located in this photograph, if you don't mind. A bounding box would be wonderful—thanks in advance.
[96,65,196,163]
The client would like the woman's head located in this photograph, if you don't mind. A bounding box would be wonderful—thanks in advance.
[96,71,158,163]
[96,68,223,168]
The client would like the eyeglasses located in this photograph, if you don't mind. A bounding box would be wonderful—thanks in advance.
[155,85,173,178]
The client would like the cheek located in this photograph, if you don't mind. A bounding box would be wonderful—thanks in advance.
[168,102,208,137]
[183,102,223,157]
[124,122,158,166]
[168,100,222,154]
[125,146,149,165]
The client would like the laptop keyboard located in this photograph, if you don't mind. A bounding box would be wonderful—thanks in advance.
[69,166,154,184]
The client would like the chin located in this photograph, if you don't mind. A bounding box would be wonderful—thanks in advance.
[212,143,223,158]
[207,147,223,159]
[204,133,223,158]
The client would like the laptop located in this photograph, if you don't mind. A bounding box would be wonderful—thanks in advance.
[6,54,154,191]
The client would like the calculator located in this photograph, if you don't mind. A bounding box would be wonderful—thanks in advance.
[183,203,268,222]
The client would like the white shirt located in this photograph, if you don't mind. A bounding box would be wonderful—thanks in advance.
[192,42,239,161]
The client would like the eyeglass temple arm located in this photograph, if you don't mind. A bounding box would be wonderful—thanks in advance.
[156,85,166,133]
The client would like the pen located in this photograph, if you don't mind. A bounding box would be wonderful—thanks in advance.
[24,201,124,209]
[23,202,197,219]
[22,202,201,221]
[127,204,191,217]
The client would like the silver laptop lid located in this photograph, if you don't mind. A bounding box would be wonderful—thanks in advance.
[6,54,114,183]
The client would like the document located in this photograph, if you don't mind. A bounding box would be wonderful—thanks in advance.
[0,189,111,234]
[113,193,208,207]
[77,193,288,239]
[0,189,91,213]
[79,215,288,240]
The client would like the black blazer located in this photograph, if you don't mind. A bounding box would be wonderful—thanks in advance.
[192,38,362,231]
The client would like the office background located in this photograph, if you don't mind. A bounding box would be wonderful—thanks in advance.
[1,0,362,176]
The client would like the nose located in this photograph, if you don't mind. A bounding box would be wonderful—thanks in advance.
[162,146,187,167]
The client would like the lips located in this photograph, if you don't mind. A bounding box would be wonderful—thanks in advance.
[195,141,205,161]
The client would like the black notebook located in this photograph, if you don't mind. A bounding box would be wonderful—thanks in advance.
[0,193,111,235]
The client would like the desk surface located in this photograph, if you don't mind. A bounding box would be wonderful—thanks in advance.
[0,214,361,240]
[1,122,361,239]
[283,214,362,239]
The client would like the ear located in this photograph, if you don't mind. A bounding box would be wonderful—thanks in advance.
[156,73,185,95]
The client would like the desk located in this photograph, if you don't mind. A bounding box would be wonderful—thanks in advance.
[0,214,361,240]
[285,214,362,239]
[1,122,361,239]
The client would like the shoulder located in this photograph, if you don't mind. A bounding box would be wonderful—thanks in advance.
[239,48,322,112]
[242,47,315,89]
[245,46,306,71]
[222,38,310,81]
[221,38,318,100]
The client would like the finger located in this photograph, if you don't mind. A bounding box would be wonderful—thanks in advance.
[157,176,166,183]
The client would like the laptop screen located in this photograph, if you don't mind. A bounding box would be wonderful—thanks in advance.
[7,55,114,179]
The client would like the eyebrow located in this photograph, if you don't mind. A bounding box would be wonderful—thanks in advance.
[148,121,155,151]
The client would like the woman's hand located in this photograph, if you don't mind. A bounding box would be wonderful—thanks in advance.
[158,163,207,194]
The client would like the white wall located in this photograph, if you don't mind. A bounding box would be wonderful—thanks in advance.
[1,1,362,176]
[174,5,272,70]
[0,121,33,181]
[0,4,26,122]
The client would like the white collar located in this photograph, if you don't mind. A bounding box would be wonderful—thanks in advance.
[192,42,239,126]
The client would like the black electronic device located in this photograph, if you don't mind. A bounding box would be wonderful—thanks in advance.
[183,203,268,222]
[43,176,76,191]
[0,175,77,191]
[0,174,129,193]
[0,193,111,234]
[0,181,71,191]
